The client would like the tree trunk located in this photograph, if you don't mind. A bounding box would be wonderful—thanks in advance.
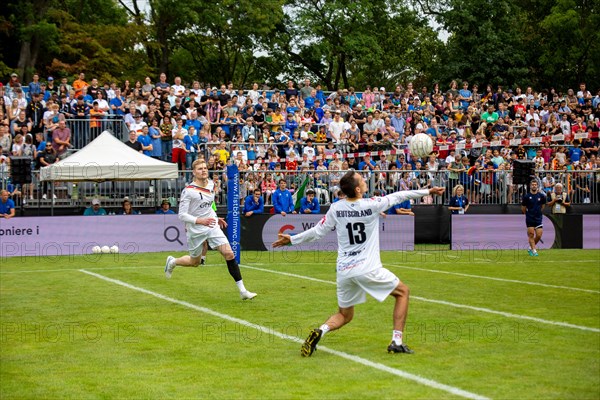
[341,53,348,89]
[17,41,32,81]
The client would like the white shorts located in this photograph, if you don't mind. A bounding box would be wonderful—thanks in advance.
[187,227,229,258]
[337,268,400,308]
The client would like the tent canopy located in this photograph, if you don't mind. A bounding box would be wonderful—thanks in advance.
[40,131,178,181]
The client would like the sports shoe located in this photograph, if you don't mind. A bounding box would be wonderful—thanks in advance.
[200,258,206,266]
[387,342,414,354]
[164,256,176,278]
[527,249,533,256]
[240,290,257,300]
[532,251,539,257]
[301,328,322,357]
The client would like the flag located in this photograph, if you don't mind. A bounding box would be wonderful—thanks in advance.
[293,175,310,210]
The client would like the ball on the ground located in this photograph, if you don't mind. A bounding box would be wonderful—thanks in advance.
[409,133,434,159]
[92,246,101,254]
[110,245,119,254]
[101,245,111,254]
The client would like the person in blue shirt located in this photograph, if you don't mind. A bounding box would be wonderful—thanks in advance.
[272,179,296,216]
[387,199,414,216]
[0,190,16,219]
[137,126,153,157]
[28,74,41,96]
[83,198,107,216]
[109,88,127,116]
[358,154,376,171]
[568,140,583,164]
[244,189,264,217]
[149,118,162,159]
[448,185,469,214]
[299,189,320,214]
[521,180,546,257]
[156,199,176,214]
[458,81,472,111]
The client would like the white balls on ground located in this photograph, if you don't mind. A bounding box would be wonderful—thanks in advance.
[101,245,111,254]
[409,133,434,159]
[92,246,101,254]
[110,245,119,254]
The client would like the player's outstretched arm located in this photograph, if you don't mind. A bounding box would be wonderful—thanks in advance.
[272,233,291,248]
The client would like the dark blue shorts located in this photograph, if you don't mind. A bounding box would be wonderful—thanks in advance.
[526,219,543,229]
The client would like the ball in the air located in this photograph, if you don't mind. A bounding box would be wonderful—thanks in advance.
[110,245,119,254]
[409,133,434,158]
[92,246,101,254]
[101,245,111,254]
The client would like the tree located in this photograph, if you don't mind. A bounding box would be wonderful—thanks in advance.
[271,0,441,90]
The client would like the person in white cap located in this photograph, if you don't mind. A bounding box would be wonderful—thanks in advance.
[84,198,107,216]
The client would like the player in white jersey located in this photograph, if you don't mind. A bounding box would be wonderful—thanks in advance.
[274,170,444,355]
[164,159,257,300]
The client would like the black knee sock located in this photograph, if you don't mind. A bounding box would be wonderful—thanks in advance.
[226,259,242,282]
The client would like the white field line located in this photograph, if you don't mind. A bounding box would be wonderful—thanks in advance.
[0,264,221,274]
[385,264,600,294]
[239,264,600,333]
[79,269,489,400]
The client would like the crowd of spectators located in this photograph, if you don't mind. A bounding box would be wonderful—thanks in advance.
[1,72,599,209]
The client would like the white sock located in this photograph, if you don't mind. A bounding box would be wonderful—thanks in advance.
[319,324,330,337]
[392,330,403,345]
[235,280,247,293]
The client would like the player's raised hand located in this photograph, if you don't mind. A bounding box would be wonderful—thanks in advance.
[429,187,445,196]
[272,233,291,248]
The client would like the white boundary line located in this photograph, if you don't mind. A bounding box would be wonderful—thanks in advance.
[79,269,489,400]
[239,265,600,333]
[385,264,600,294]
[0,264,222,274]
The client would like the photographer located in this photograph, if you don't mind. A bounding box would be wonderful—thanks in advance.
[547,183,571,214]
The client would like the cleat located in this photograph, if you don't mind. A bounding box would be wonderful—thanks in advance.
[532,251,539,257]
[200,258,206,266]
[301,329,322,357]
[527,249,533,256]
[387,342,414,354]
[164,256,176,278]
[240,290,257,300]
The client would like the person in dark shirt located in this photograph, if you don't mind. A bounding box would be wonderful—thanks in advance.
[521,180,546,256]
[124,130,142,152]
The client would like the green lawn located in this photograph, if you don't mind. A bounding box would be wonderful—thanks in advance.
[1,249,599,399]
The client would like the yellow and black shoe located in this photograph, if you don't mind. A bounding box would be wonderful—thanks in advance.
[301,329,322,357]
[387,342,414,354]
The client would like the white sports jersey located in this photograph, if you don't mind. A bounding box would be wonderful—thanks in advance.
[291,189,429,280]
[178,180,218,236]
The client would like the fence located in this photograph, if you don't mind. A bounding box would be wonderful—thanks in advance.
[65,117,129,149]
[2,169,597,213]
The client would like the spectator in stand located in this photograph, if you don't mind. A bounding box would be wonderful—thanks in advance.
[156,199,175,214]
[0,189,16,219]
[120,198,141,215]
[52,119,72,158]
[124,130,142,153]
[244,188,264,217]
[72,73,88,98]
[272,179,296,216]
[387,198,414,216]
[84,198,107,216]
[300,189,321,214]
[138,125,153,157]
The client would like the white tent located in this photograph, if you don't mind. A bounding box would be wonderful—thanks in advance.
[40,131,178,181]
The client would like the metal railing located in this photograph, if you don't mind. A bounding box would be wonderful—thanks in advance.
[64,117,129,149]
[2,169,596,212]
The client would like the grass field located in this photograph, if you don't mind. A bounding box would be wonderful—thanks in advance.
[1,248,599,399]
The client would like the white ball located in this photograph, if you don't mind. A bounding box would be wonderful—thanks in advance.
[92,246,101,254]
[101,245,111,254]
[409,133,434,159]
[110,245,119,254]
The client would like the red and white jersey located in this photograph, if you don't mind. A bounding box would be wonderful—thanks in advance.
[291,189,429,279]
[178,180,218,236]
